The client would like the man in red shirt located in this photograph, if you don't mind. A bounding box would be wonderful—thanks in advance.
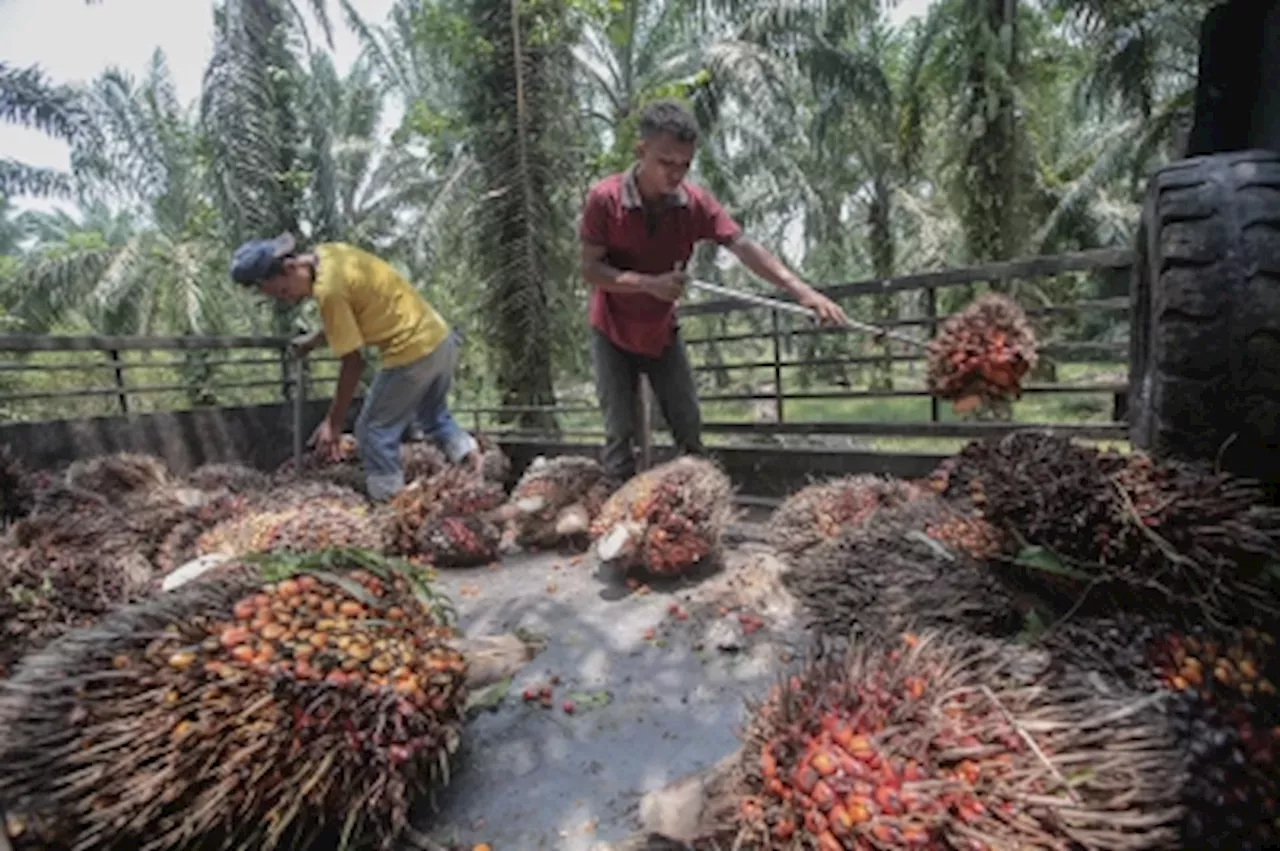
[579,99,848,482]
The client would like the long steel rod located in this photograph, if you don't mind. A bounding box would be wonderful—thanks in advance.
[685,278,930,351]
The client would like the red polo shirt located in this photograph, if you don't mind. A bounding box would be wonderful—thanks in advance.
[579,166,742,357]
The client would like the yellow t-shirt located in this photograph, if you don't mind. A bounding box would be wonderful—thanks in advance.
[312,243,449,368]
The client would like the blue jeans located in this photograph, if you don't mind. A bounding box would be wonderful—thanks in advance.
[355,332,477,500]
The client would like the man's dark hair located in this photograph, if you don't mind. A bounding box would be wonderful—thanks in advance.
[638,100,699,144]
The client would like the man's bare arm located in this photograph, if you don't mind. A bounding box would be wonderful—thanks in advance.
[729,237,849,326]
[581,243,652,294]
[581,243,684,302]
[728,238,812,300]
[326,351,364,429]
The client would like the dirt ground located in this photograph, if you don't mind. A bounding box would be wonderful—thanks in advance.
[414,521,803,851]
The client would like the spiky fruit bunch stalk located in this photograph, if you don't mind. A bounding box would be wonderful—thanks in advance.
[715,629,1183,851]
[768,476,926,558]
[197,504,385,558]
[183,463,272,495]
[783,498,1022,639]
[0,552,466,851]
[954,431,1280,624]
[591,457,733,576]
[926,293,1038,415]
[64,452,172,500]
[503,456,614,549]
[0,443,35,524]
[384,468,506,557]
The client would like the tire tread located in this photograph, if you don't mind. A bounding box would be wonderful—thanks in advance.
[1133,150,1280,480]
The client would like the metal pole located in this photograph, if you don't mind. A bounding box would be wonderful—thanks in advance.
[686,277,928,350]
[292,352,305,471]
[770,309,784,423]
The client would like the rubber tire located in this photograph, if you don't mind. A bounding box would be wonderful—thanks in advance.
[1129,149,1280,483]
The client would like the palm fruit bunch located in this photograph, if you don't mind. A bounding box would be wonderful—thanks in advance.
[151,491,253,575]
[183,462,273,495]
[0,443,35,525]
[0,550,467,851]
[1149,626,1280,848]
[783,497,1022,640]
[920,512,1007,561]
[413,515,503,567]
[501,456,614,550]
[0,542,154,679]
[382,467,506,565]
[956,430,1280,623]
[64,451,172,500]
[1042,618,1280,849]
[471,433,512,486]
[701,629,1183,851]
[251,478,368,512]
[925,293,1038,415]
[274,434,365,491]
[591,457,733,576]
[196,502,385,558]
[768,475,926,559]
[401,441,449,482]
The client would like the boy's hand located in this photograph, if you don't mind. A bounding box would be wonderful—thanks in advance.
[464,449,485,477]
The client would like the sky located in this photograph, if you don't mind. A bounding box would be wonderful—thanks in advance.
[0,0,936,213]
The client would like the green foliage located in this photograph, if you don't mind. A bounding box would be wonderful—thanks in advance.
[0,0,1200,425]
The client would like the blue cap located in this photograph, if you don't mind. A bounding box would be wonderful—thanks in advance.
[229,233,296,285]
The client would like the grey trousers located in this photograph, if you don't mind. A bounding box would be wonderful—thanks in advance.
[590,327,703,480]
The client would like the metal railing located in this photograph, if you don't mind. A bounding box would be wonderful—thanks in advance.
[456,248,1135,457]
[0,247,1136,470]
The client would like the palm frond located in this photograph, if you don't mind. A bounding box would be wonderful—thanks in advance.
[0,61,91,143]
[0,159,73,198]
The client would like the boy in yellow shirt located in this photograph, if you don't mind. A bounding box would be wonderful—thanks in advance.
[230,233,482,500]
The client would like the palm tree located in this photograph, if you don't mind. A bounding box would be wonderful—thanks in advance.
[4,55,255,339]
[0,62,95,198]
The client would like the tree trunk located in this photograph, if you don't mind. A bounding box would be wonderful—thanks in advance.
[463,0,570,433]
[868,174,896,390]
[958,0,1023,274]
